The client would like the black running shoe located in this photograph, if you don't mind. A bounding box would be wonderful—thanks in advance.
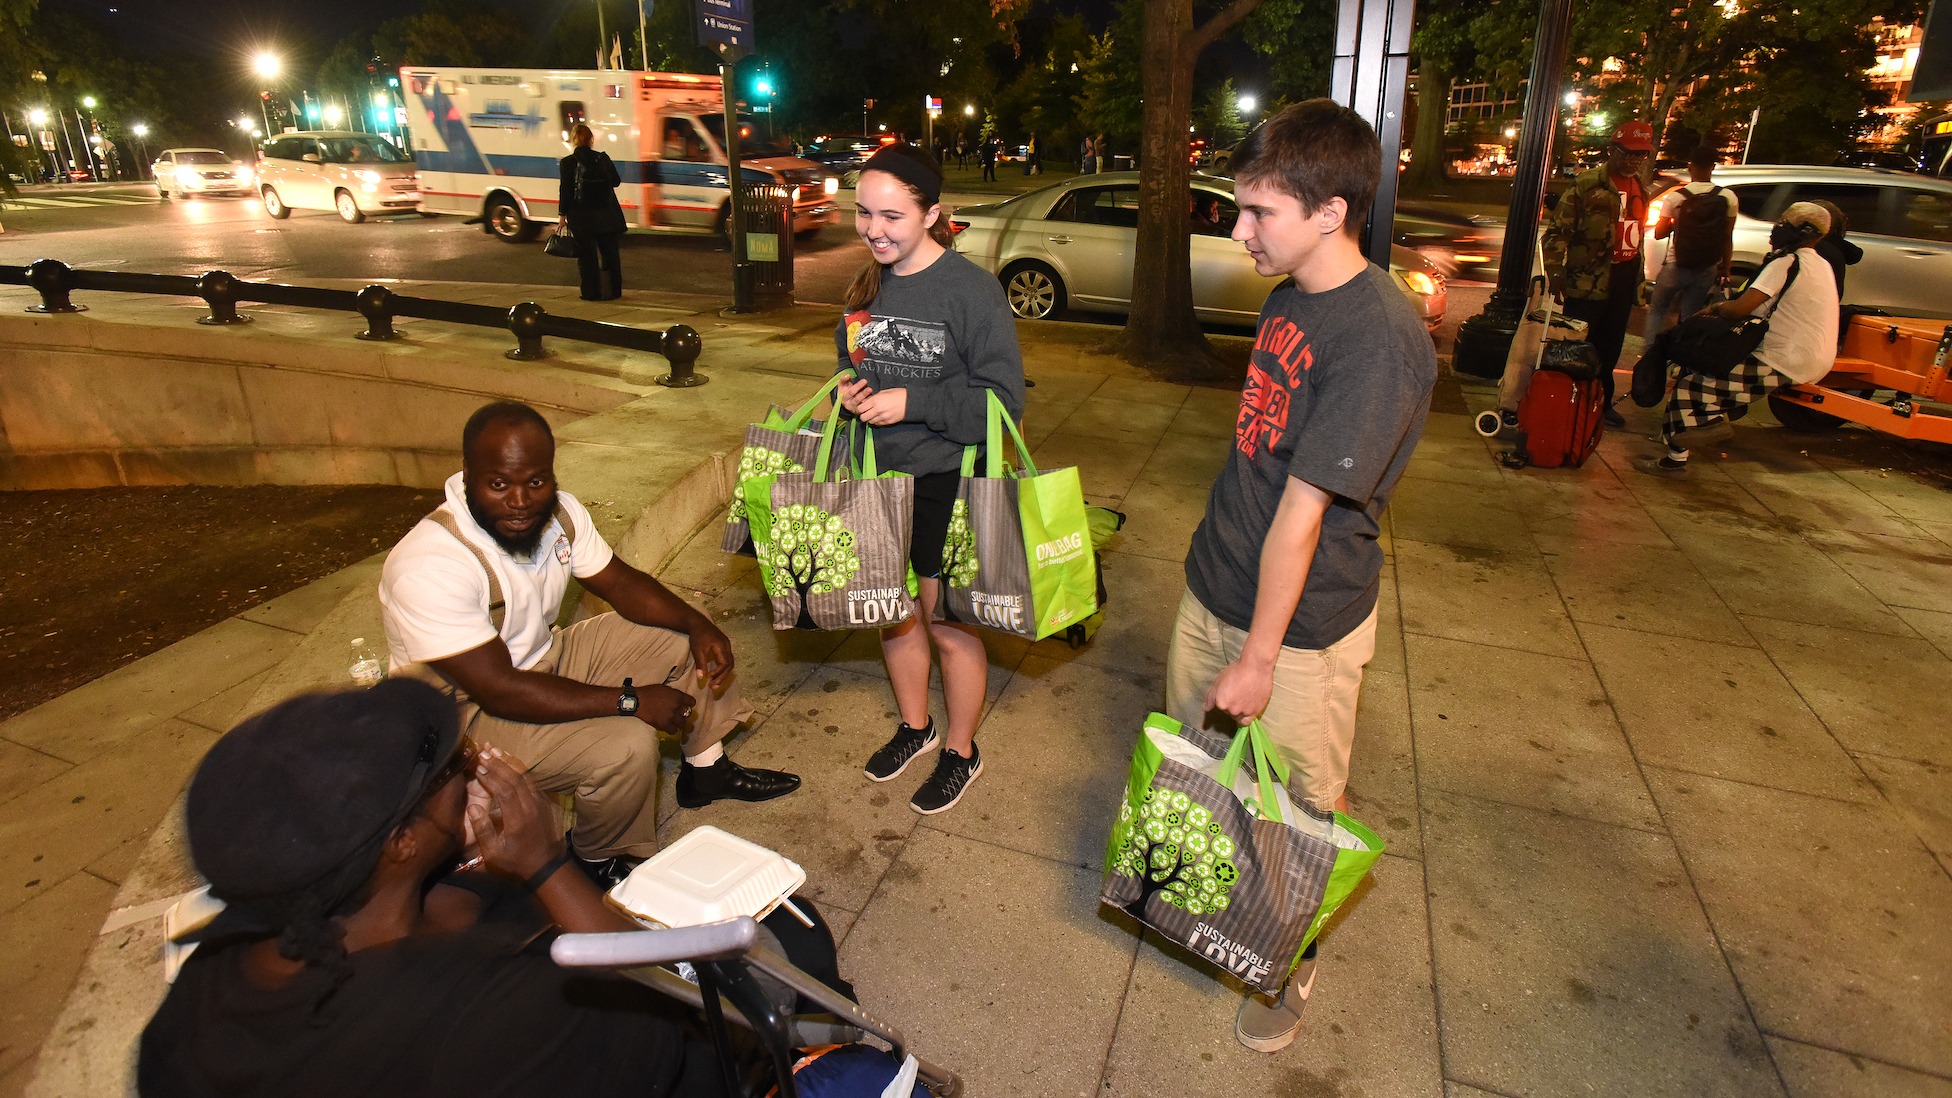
[910,745,982,815]
[864,720,940,782]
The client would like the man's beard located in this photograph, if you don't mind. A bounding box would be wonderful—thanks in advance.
[466,490,557,557]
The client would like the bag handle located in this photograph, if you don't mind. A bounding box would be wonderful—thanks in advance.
[810,398,846,483]
[784,371,856,434]
[1214,719,1292,824]
[983,389,1037,479]
[853,420,881,479]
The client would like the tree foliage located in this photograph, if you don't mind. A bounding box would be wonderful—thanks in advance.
[1111,786,1242,920]
[1195,78,1247,149]
[762,503,862,630]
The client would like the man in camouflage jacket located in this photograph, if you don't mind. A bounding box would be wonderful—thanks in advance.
[1542,121,1653,425]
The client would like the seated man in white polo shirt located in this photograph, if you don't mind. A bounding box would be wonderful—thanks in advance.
[380,401,798,881]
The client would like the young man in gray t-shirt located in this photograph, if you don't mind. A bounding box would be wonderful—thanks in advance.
[1165,99,1437,1054]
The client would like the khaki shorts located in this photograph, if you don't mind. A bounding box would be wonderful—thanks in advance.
[1164,590,1378,812]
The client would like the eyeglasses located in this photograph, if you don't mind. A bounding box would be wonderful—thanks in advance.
[1614,145,1650,158]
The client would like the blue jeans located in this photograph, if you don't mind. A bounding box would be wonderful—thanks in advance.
[1644,262,1719,344]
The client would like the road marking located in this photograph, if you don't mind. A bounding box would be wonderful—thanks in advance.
[1,193,163,210]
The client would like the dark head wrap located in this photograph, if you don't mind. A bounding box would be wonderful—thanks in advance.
[181,679,461,986]
[859,144,943,208]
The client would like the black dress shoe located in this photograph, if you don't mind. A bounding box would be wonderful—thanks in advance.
[676,756,801,808]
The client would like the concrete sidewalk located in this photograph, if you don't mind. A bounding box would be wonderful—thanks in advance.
[6,282,1952,1097]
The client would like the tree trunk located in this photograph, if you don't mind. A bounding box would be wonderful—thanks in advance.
[1113,0,1220,380]
[1402,57,1452,193]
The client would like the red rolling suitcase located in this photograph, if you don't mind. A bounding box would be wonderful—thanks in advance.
[1503,342,1607,469]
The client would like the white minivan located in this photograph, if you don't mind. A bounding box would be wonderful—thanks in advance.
[256,131,422,223]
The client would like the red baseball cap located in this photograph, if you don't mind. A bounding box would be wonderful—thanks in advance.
[1612,121,1653,152]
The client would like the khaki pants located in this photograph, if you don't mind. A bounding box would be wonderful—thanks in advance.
[462,613,754,860]
[1164,590,1377,813]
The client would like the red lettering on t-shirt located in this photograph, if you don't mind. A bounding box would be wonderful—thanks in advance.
[1236,363,1291,456]
[1251,314,1315,386]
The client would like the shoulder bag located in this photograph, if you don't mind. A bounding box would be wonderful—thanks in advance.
[1667,255,1801,379]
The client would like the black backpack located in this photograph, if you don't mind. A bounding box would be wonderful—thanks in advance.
[1669,185,1730,270]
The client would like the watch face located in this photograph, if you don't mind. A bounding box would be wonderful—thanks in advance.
[619,693,637,715]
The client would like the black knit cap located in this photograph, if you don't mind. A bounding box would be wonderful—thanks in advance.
[859,144,943,208]
[183,678,461,953]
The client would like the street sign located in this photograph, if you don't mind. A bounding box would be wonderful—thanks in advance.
[925,95,942,114]
[697,0,752,50]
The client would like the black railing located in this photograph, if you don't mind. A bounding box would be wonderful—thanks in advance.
[0,258,707,387]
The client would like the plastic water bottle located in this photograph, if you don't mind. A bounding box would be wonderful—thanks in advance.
[349,638,386,687]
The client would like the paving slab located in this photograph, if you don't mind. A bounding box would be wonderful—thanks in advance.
[1101,476,1206,563]
[1645,767,1952,1077]
[1893,606,1952,661]
[925,654,1151,870]
[1853,753,1952,857]
[233,553,385,635]
[1405,634,1661,830]
[1543,539,1751,645]
[837,827,1136,1098]
[0,617,298,766]
[1346,668,1422,860]
[1052,393,1182,446]
[0,718,218,914]
[1387,478,1536,552]
[1392,539,1584,661]
[1398,434,1508,490]
[1134,428,1232,490]
[0,743,71,810]
[1025,550,1182,683]
[1032,426,1155,501]
[1421,789,1782,1098]
[1581,623,1874,801]
[1370,579,1406,677]
[1804,528,1952,616]
[1742,616,1952,766]
[0,873,118,1085]
[1768,1037,1952,1098]
[1674,528,1915,637]
[1102,854,1441,1098]
[657,669,924,913]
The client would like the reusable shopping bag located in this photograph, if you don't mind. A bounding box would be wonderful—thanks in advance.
[723,372,855,555]
[937,390,1098,641]
[758,417,915,632]
[1099,713,1385,995]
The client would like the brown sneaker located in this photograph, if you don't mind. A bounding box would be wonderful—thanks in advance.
[1235,945,1318,1052]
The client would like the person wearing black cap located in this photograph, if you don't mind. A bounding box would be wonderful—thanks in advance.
[836,143,1025,816]
[138,679,733,1097]
[379,402,798,886]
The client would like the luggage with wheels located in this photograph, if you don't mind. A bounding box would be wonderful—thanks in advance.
[1502,343,1607,469]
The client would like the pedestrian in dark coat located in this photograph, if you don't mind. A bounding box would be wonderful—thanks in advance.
[559,123,628,301]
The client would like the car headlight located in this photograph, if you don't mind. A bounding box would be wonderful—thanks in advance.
[1403,271,1439,296]
[824,176,840,196]
[234,165,255,184]
[355,170,382,184]
[175,167,197,186]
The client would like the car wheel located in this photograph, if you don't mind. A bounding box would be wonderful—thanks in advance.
[484,195,538,242]
[262,186,291,219]
[1767,391,1844,434]
[1001,261,1066,320]
[335,190,365,224]
[417,210,441,219]
[157,185,169,199]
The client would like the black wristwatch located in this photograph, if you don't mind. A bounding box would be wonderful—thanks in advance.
[616,677,638,717]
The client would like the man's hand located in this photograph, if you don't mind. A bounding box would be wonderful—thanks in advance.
[637,683,696,733]
[465,747,560,882]
[687,613,735,688]
[1205,653,1275,725]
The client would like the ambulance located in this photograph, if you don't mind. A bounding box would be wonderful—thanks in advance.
[402,66,841,242]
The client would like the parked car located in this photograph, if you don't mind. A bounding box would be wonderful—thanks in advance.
[949,171,1446,330]
[152,148,254,198]
[255,131,420,223]
[801,134,893,185]
[1641,165,1952,318]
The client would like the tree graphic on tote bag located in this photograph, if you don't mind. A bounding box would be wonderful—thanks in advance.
[939,499,980,589]
[761,503,862,630]
[1109,788,1241,920]
[729,447,805,525]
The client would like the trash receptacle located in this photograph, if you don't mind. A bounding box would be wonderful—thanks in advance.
[734,182,795,308]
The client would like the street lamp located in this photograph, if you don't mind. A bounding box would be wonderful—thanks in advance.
[77,95,108,179]
[253,52,282,133]
[1237,93,1258,117]
[323,104,344,127]
[131,123,150,178]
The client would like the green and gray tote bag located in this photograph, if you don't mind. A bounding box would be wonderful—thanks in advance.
[756,419,915,632]
[1099,713,1384,994]
[723,371,855,555]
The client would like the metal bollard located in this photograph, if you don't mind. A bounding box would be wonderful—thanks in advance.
[505,301,550,360]
[24,258,87,314]
[657,323,707,388]
[195,270,250,325]
[354,284,398,341]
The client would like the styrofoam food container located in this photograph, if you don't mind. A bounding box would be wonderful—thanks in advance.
[608,825,806,927]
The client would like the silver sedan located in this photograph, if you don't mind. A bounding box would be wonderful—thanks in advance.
[949,171,1446,331]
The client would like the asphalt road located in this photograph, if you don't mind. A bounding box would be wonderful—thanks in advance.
[0,184,870,305]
